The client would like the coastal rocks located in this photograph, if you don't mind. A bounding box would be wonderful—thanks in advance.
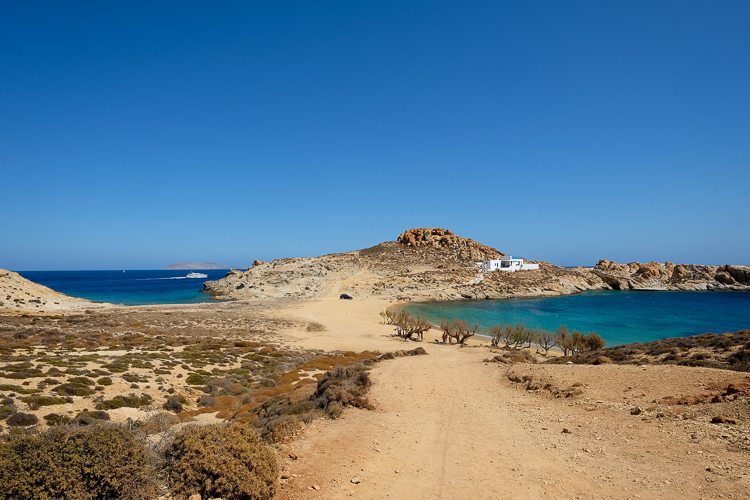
[592,260,749,292]
[721,265,750,283]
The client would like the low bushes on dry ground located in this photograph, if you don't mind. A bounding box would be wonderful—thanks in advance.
[545,330,750,371]
[165,423,278,500]
[0,424,154,500]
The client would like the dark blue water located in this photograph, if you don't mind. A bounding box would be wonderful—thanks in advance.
[404,291,750,347]
[16,270,239,306]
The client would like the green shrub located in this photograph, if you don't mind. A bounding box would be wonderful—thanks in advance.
[163,395,187,413]
[0,406,14,420]
[43,413,71,426]
[97,377,113,386]
[52,383,95,397]
[165,423,278,500]
[96,394,152,410]
[21,396,68,407]
[73,410,110,425]
[52,376,96,397]
[0,425,154,499]
[185,374,207,385]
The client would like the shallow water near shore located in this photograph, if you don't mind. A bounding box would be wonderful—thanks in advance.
[403,291,750,347]
[16,270,235,306]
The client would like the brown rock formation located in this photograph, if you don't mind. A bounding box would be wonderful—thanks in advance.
[396,228,505,262]
[593,260,750,291]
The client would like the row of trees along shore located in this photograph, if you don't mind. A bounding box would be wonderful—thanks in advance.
[489,323,605,355]
[381,310,605,354]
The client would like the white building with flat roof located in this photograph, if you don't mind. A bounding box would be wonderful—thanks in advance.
[481,255,539,272]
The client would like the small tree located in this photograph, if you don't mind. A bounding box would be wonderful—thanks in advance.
[572,330,585,354]
[555,325,575,356]
[489,325,503,347]
[585,331,605,351]
[512,323,527,348]
[537,329,556,355]
[440,319,453,342]
[501,324,516,348]
[525,328,539,348]
[397,312,431,341]
[380,310,395,324]
[451,318,479,346]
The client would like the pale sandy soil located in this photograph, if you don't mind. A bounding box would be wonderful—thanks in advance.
[267,283,749,500]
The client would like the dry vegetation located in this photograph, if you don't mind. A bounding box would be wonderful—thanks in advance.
[546,329,750,372]
[0,308,424,499]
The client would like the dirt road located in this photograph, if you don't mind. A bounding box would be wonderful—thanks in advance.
[277,344,748,499]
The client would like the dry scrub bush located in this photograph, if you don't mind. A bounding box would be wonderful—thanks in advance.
[314,365,373,416]
[6,412,38,427]
[250,363,373,442]
[0,424,154,500]
[165,423,278,500]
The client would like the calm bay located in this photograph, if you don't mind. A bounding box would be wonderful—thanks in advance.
[403,290,750,347]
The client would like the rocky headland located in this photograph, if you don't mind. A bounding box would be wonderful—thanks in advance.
[0,269,110,313]
[201,227,750,302]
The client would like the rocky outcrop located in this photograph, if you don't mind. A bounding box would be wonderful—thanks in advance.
[592,260,750,291]
[397,228,504,263]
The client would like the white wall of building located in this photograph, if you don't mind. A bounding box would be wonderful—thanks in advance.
[481,257,539,272]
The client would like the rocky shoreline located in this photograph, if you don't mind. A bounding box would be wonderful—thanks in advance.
[201,228,750,303]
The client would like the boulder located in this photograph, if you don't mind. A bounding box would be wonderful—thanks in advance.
[715,271,736,285]
[724,265,750,283]
[672,265,687,278]
[636,262,664,279]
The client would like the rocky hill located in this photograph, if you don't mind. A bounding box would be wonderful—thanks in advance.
[396,228,504,261]
[0,269,109,313]
[201,228,750,302]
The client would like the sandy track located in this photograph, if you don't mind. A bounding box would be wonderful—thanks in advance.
[278,345,748,499]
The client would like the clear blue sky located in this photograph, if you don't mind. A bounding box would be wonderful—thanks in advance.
[2,1,749,270]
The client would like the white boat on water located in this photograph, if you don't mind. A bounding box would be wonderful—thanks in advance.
[186,272,208,279]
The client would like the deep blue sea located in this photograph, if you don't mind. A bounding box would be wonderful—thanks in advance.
[16,270,238,306]
[404,291,750,347]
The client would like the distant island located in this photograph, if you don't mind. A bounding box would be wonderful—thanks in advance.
[163,262,237,270]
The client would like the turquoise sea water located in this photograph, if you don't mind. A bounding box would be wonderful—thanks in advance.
[403,291,750,347]
[16,270,237,306]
